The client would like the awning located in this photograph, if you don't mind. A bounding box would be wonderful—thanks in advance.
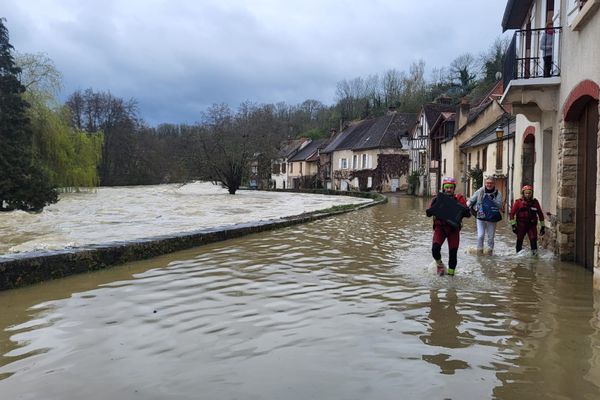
[502,0,534,31]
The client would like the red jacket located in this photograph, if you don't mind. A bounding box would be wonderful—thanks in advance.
[510,197,544,224]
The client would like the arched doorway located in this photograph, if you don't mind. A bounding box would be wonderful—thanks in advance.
[574,99,599,269]
[521,133,535,186]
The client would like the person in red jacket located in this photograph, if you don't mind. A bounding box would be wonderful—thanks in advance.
[426,177,471,276]
[509,185,545,254]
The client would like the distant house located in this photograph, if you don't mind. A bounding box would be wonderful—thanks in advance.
[409,100,456,196]
[321,111,416,192]
[271,138,310,189]
[249,153,270,189]
[429,111,456,193]
[287,139,328,189]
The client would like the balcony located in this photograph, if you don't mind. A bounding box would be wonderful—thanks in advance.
[501,27,562,119]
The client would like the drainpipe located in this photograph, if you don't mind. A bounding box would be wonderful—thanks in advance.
[460,148,468,195]
[510,128,515,210]
[506,128,511,214]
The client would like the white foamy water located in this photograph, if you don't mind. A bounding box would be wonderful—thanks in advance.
[0,182,371,254]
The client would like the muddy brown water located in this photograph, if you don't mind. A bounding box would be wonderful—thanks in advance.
[1,194,599,399]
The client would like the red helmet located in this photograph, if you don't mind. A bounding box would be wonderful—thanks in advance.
[522,185,533,192]
[442,177,457,186]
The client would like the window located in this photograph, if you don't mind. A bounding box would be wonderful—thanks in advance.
[281,162,286,174]
[468,153,472,170]
[299,162,303,174]
[482,148,487,171]
[477,150,480,167]
[272,163,281,174]
[290,163,293,173]
[353,155,358,169]
[443,159,446,174]
[362,154,367,169]
[341,158,348,169]
[496,142,503,170]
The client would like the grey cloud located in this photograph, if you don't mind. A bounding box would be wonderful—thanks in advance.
[3,0,509,126]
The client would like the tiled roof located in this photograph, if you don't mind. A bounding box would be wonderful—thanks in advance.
[460,114,516,149]
[277,138,309,158]
[288,139,327,162]
[423,103,456,128]
[321,112,416,153]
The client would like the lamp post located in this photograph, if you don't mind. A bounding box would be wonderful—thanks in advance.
[495,123,510,213]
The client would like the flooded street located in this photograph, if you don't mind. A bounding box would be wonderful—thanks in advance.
[1,194,599,399]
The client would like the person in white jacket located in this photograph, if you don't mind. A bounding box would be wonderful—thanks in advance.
[467,177,503,255]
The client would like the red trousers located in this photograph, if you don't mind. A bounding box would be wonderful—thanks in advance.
[432,225,460,249]
[516,222,537,242]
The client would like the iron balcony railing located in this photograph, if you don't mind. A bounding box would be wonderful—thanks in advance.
[503,26,562,89]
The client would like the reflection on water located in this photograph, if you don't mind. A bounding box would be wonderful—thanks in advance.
[0,194,599,399]
[0,182,371,254]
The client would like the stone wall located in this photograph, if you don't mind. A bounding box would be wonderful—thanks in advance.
[555,120,578,261]
[0,190,386,291]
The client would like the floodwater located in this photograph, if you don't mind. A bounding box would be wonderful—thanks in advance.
[0,182,371,254]
[1,194,599,399]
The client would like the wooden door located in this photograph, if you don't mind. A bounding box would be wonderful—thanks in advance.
[575,100,599,269]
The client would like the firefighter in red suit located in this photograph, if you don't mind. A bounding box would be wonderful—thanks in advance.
[509,185,545,254]
[426,177,471,276]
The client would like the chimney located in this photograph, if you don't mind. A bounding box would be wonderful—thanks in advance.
[457,98,471,131]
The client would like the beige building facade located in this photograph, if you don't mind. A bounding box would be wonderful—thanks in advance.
[501,0,600,283]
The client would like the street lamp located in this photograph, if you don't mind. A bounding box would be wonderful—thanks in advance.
[495,124,504,140]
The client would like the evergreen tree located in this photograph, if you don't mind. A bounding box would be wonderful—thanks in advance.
[0,18,57,211]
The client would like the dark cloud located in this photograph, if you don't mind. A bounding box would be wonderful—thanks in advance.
[3,0,508,126]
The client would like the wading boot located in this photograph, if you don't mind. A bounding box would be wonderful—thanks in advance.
[436,259,446,276]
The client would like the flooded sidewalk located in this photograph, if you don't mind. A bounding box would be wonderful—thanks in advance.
[1,194,599,399]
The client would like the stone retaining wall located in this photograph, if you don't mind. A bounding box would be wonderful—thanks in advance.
[0,190,385,291]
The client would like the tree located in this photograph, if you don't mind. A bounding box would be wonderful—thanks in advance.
[382,69,404,109]
[479,36,510,85]
[0,18,57,211]
[66,88,140,185]
[16,53,103,189]
[448,53,479,98]
[399,60,429,112]
[200,104,248,194]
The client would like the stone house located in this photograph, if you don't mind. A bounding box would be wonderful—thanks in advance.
[321,111,415,192]
[287,139,328,189]
[270,138,310,189]
[500,0,600,280]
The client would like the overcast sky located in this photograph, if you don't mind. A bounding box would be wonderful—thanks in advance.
[3,0,509,126]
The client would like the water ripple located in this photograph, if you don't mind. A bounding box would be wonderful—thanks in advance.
[1,195,600,400]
